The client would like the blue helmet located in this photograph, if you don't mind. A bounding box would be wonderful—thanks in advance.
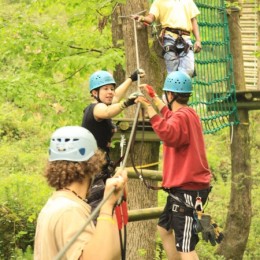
[163,71,192,93]
[89,70,116,92]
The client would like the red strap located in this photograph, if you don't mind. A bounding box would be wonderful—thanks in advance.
[121,200,128,225]
[115,205,123,230]
[115,191,128,230]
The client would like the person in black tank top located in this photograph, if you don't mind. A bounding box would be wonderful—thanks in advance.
[82,69,145,220]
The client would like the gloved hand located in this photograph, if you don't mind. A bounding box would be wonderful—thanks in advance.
[198,213,217,246]
[211,220,224,244]
[135,96,152,110]
[145,84,158,98]
[120,92,142,109]
[129,69,145,82]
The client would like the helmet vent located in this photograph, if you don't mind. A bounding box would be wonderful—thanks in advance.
[79,148,86,156]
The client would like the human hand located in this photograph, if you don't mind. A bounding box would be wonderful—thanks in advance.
[139,84,157,98]
[129,69,146,82]
[194,41,202,53]
[120,92,142,109]
[104,169,127,206]
[211,220,224,244]
[199,213,217,246]
[131,15,144,23]
[135,96,152,110]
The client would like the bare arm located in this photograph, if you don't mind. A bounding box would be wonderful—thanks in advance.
[191,17,202,53]
[82,170,127,260]
[113,69,145,103]
[93,102,124,120]
[113,78,132,103]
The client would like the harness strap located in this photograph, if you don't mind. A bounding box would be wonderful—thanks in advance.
[115,191,128,260]
[164,44,193,53]
[164,27,190,36]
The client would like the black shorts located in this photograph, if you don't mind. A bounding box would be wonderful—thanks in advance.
[158,189,209,252]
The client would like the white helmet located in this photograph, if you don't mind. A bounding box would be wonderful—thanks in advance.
[49,126,97,162]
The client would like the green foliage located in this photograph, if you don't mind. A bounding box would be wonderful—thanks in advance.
[0,0,125,128]
[0,0,259,259]
[0,1,126,258]
[0,173,51,259]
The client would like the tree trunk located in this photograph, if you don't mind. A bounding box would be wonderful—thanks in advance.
[217,3,252,259]
[111,1,165,259]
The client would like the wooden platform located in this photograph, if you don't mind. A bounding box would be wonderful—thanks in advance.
[240,1,259,89]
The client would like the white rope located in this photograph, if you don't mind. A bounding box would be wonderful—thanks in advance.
[230,122,234,144]
[121,18,142,169]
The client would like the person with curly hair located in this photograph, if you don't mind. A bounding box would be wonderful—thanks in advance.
[34,126,127,260]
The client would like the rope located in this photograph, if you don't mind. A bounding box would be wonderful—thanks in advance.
[121,17,142,169]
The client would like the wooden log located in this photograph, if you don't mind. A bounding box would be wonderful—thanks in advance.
[128,207,164,222]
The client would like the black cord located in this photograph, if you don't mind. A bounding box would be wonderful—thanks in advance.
[118,229,124,260]
[129,108,162,190]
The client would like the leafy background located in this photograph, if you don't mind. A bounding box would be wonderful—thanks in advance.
[0,0,259,259]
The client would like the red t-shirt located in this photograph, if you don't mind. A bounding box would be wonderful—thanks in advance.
[150,106,211,190]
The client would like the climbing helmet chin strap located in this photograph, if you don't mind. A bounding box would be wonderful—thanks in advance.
[164,91,178,110]
[91,89,102,103]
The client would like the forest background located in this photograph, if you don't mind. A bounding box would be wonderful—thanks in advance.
[0,0,259,259]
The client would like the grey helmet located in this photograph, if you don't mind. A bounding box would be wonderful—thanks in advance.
[49,126,97,162]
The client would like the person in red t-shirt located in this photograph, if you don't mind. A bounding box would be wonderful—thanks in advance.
[135,71,212,260]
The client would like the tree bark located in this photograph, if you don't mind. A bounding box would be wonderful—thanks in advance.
[217,3,252,259]
[111,1,165,259]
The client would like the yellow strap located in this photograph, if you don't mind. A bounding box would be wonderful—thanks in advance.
[126,162,159,169]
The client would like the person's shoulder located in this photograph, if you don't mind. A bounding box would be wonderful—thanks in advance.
[83,103,95,112]
[177,106,198,117]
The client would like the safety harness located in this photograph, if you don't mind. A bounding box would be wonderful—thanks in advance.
[161,27,192,57]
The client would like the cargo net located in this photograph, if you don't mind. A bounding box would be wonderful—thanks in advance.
[189,0,239,134]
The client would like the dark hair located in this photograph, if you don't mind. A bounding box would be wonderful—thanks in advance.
[174,93,191,104]
[44,149,106,190]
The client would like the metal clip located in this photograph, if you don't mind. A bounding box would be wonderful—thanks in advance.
[172,204,179,212]
[165,45,170,52]
[195,197,203,211]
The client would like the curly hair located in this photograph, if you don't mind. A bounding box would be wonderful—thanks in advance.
[45,149,106,190]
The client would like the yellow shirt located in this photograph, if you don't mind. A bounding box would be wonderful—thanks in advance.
[150,0,200,32]
[34,191,95,260]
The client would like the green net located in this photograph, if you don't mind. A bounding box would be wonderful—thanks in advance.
[190,0,239,134]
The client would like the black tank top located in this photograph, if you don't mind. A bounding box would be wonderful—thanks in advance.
[81,103,116,155]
